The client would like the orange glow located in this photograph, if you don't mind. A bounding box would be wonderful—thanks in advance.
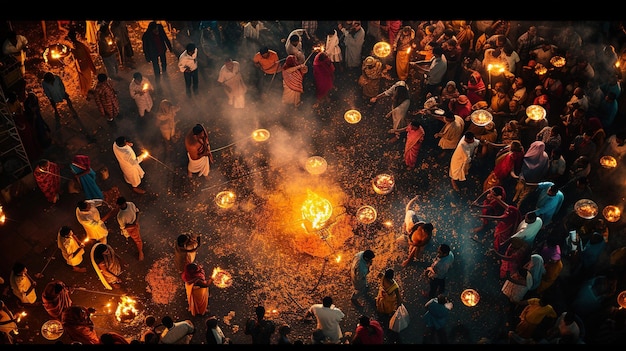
[142,83,149,91]
[0,206,5,224]
[372,174,395,195]
[461,289,480,307]
[305,156,327,175]
[526,105,546,121]
[550,56,566,68]
[215,191,236,209]
[603,205,621,222]
[356,205,377,224]
[373,41,391,58]
[575,199,598,219]
[470,109,493,126]
[344,109,362,124]
[211,267,233,288]
[115,296,139,322]
[251,129,270,141]
[600,155,617,168]
[618,291,626,308]
[301,189,333,229]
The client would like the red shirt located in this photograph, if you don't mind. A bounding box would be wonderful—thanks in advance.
[353,320,384,344]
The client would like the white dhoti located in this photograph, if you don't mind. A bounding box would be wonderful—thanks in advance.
[187,153,210,177]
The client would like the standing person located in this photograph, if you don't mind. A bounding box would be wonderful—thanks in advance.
[129,72,154,118]
[244,305,276,344]
[480,196,522,254]
[181,263,212,317]
[304,296,345,344]
[70,154,104,200]
[350,249,375,307]
[178,43,199,98]
[370,80,411,143]
[116,196,144,261]
[449,131,481,192]
[423,294,453,344]
[24,91,52,149]
[285,31,306,64]
[312,51,335,109]
[533,181,564,227]
[113,136,147,194]
[434,110,465,159]
[76,199,111,244]
[339,21,366,73]
[512,141,550,208]
[414,45,448,100]
[90,73,119,122]
[252,46,281,101]
[155,99,180,144]
[57,226,87,273]
[110,21,135,69]
[394,119,425,171]
[67,29,97,97]
[9,262,38,305]
[97,24,120,80]
[424,244,455,298]
[33,159,61,204]
[41,71,77,119]
[0,299,19,344]
[358,55,391,103]
[375,268,402,317]
[41,280,73,320]
[402,219,434,267]
[394,25,416,82]
[184,124,214,179]
[174,234,201,273]
[142,21,173,83]
[159,316,195,344]
[217,58,247,109]
[205,316,231,344]
[276,323,293,344]
[281,55,307,108]
[2,30,28,75]
[90,242,123,290]
[61,305,100,345]
[352,315,384,344]
[514,297,557,340]
[325,28,342,73]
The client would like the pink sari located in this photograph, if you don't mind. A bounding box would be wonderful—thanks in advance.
[404,124,425,168]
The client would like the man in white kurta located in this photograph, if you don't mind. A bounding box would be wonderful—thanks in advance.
[449,131,480,191]
[76,200,109,243]
[129,72,154,117]
[57,226,87,272]
[113,136,147,193]
[217,58,247,109]
[510,212,543,246]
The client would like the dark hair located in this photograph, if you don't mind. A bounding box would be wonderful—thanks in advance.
[186,43,196,52]
[358,315,370,327]
[97,73,108,83]
[322,296,333,307]
[77,200,88,210]
[177,234,189,246]
[464,131,475,140]
[161,316,174,328]
[432,46,444,56]
[193,124,204,135]
[206,316,218,329]
[259,46,269,54]
[59,225,72,237]
[43,72,55,83]
[116,196,126,206]
[439,244,451,255]
[363,249,375,260]
[384,268,394,280]
[115,136,127,147]
[526,211,537,222]
[132,72,142,80]
[289,34,300,43]
[12,261,26,275]
[255,306,265,319]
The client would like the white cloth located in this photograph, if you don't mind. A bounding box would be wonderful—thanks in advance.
[325,30,342,63]
[76,206,108,242]
[511,217,543,246]
[178,48,198,72]
[160,320,195,344]
[187,152,210,177]
[341,27,365,68]
[57,232,84,266]
[9,271,37,304]
[286,28,306,64]
[117,201,139,237]
[113,142,145,187]
[308,304,345,343]
[449,136,480,181]
[217,60,247,109]
[129,78,154,116]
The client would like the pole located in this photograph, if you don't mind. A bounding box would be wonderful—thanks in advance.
[35,247,59,278]
[36,168,75,181]
[72,287,133,298]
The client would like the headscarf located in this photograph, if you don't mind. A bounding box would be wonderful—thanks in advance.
[72,154,91,171]
[182,263,206,284]
[520,141,549,183]
[282,55,299,70]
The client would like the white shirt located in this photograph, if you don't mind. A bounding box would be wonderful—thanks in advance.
[308,304,345,343]
[511,217,543,246]
[178,48,198,72]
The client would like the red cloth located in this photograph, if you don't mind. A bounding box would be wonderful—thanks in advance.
[353,320,384,344]
[313,52,335,100]
[405,124,425,168]
[72,154,91,171]
[282,55,304,93]
[34,161,61,203]
[494,205,522,252]
[182,263,206,283]
[467,71,486,105]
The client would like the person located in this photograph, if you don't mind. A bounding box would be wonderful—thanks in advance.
[244,305,276,344]
[110,20,135,69]
[217,57,247,109]
[435,110,465,158]
[41,71,77,119]
[482,140,524,192]
[394,26,416,81]
[423,294,453,344]
[480,196,522,253]
[449,131,481,192]
[536,236,563,295]
[324,28,342,73]
[510,211,543,247]
[57,226,87,273]
[544,311,583,344]
[113,136,147,194]
[252,46,281,101]
[116,196,144,261]
[24,91,52,149]
[358,55,391,103]
[155,99,180,144]
[2,30,28,75]
[304,296,345,344]
[370,80,411,143]
[285,31,306,64]
[492,237,531,280]
[76,199,110,243]
[440,81,461,109]
[61,305,99,344]
[281,54,308,108]
[414,45,448,100]
[501,266,533,306]
[182,262,212,317]
[205,316,231,344]
[90,73,119,122]
[402,218,434,266]
[375,268,402,316]
[425,244,455,298]
[465,70,487,105]
[70,154,104,200]
[67,29,97,97]
[0,300,18,344]
[9,262,37,305]
[185,124,214,179]
[533,181,564,227]
[312,51,335,109]
[178,42,199,98]
[397,119,426,171]
[129,72,154,118]
[471,186,507,234]
[512,141,549,208]
[351,249,375,307]
[142,21,172,83]
[33,159,61,204]
[514,297,557,341]
[91,242,124,290]
[338,21,365,72]
[352,315,384,344]
[97,24,120,80]
[174,233,201,273]
[41,280,72,320]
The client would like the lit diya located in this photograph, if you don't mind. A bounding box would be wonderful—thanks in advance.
[356,205,377,224]
[372,173,395,195]
[600,155,617,169]
[534,63,548,75]
[252,128,270,142]
[460,289,480,307]
[43,43,71,64]
[574,199,598,219]
[470,109,493,126]
[526,104,546,121]
[603,205,621,222]
[344,109,362,124]
[115,296,139,323]
[618,290,626,308]
[215,191,236,209]
[211,267,233,288]
[41,319,64,340]
[305,156,328,175]
[550,55,566,68]
[372,41,392,58]
[0,206,5,224]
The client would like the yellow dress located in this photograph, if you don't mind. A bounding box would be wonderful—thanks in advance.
[376,278,399,315]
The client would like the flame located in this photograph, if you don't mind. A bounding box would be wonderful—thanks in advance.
[16,311,26,323]
[344,109,362,124]
[211,267,233,288]
[470,109,493,126]
[305,156,328,175]
[372,174,395,195]
[618,291,626,309]
[0,206,5,224]
[526,105,546,121]
[600,155,617,168]
[215,191,236,209]
[373,42,391,58]
[142,83,149,91]
[115,296,139,322]
[603,205,621,222]
[252,129,270,142]
[335,254,341,263]
[461,289,480,307]
[356,206,377,224]
[301,189,333,229]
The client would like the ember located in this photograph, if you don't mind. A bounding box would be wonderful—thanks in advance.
[373,41,392,58]
[618,291,626,308]
[211,267,233,288]
[305,156,328,175]
[43,43,71,65]
[344,109,362,124]
[461,289,480,307]
[356,205,377,224]
[602,205,621,222]
[0,206,5,224]
[600,155,617,168]
[534,63,548,75]
[115,296,139,323]
[215,190,237,209]
[372,174,394,195]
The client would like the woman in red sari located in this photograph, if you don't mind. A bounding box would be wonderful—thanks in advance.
[480,196,522,253]
[33,159,61,203]
[313,51,335,109]
[483,140,524,192]
[402,120,425,171]
[182,263,212,317]
[281,54,308,108]
[465,70,487,105]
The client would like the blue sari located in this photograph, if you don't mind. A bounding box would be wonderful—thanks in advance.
[70,161,103,200]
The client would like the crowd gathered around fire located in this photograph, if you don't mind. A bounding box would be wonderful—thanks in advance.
[2,19,626,344]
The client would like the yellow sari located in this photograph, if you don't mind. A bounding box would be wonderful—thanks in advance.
[376,278,399,315]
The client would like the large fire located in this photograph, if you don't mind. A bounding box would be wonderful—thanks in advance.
[301,189,333,230]
[211,267,233,288]
[115,296,139,322]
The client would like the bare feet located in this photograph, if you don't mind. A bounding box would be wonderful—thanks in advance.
[451,179,460,192]
[73,266,87,273]
[132,187,146,194]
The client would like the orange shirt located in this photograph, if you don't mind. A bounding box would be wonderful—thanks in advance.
[253,50,281,74]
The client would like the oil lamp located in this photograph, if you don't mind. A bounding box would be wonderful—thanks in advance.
[344,109,362,124]
[211,267,233,288]
[599,155,617,169]
[550,56,566,68]
[372,174,394,195]
[618,290,626,308]
[574,199,598,219]
[461,289,480,307]
[603,205,621,223]
[373,41,391,58]
[305,156,328,175]
[356,205,377,224]
[470,109,493,127]
[251,129,270,142]
[215,191,236,209]
[526,104,546,121]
